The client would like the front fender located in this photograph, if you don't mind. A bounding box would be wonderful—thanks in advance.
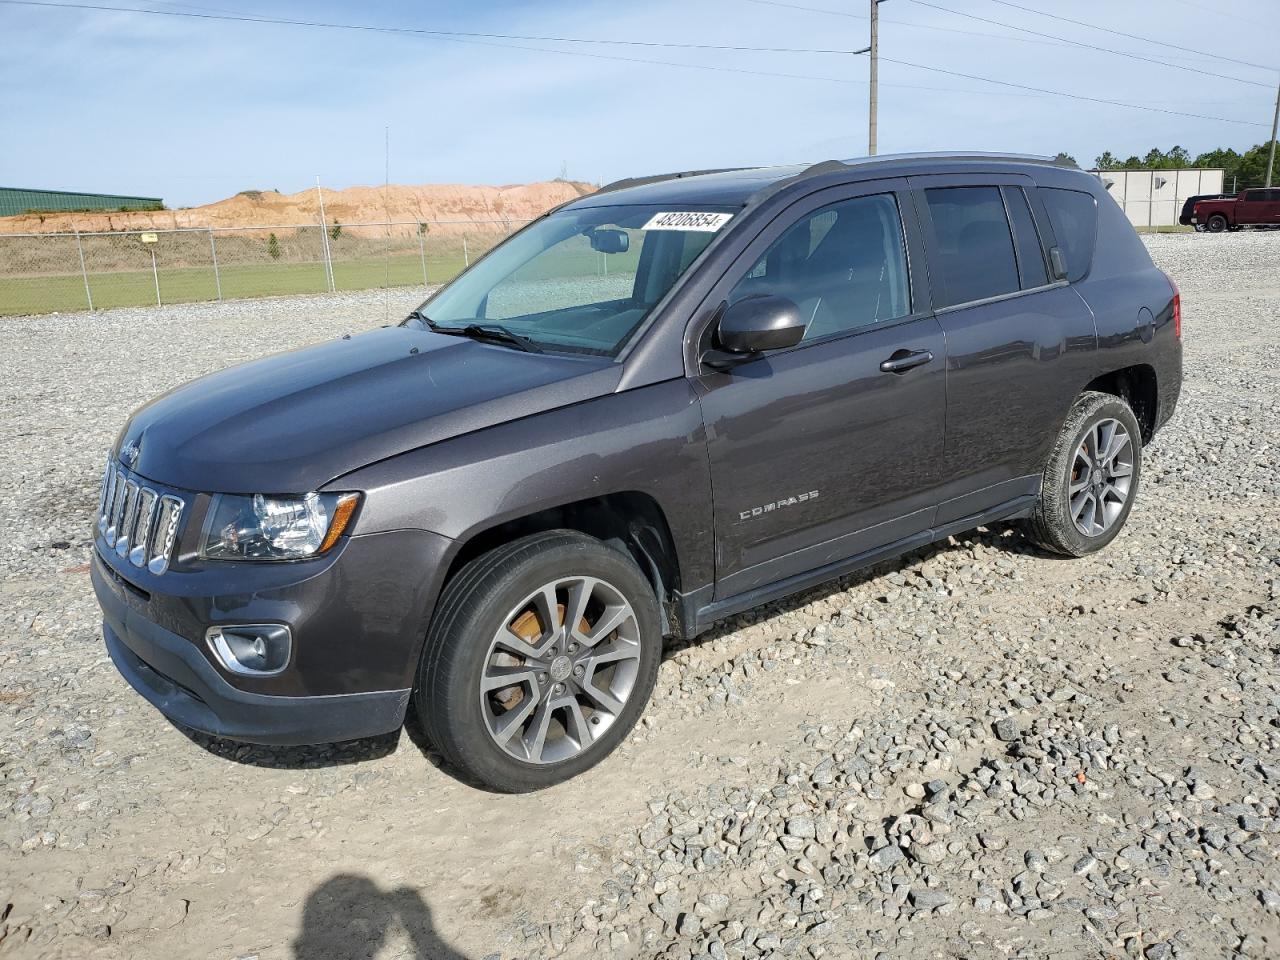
[332,379,715,591]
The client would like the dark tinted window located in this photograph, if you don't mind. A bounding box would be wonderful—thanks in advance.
[730,193,910,342]
[1003,186,1048,288]
[1041,187,1098,282]
[924,186,1019,307]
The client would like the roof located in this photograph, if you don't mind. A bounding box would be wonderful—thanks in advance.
[571,165,812,208]
[569,152,1077,209]
[0,186,163,202]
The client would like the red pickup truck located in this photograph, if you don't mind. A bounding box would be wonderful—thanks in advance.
[1191,188,1280,232]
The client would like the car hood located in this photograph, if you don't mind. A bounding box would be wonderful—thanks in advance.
[118,326,620,494]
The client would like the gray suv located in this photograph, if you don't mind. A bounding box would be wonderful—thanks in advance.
[92,153,1182,791]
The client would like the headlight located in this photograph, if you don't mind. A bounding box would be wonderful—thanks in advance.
[199,492,360,561]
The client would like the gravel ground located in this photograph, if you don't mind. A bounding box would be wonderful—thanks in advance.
[1,233,1278,960]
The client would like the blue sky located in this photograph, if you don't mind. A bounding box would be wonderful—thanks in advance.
[1,0,1276,207]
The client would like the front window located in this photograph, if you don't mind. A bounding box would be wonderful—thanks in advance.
[728,193,910,341]
[410,204,734,356]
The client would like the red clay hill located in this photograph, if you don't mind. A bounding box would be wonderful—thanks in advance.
[0,180,597,235]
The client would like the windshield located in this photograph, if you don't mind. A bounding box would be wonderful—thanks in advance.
[408,204,735,356]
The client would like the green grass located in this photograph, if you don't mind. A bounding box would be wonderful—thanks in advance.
[0,237,643,316]
[0,253,475,317]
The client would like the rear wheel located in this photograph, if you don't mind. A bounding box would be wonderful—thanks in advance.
[416,531,662,792]
[1025,391,1141,557]
[1206,214,1228,233]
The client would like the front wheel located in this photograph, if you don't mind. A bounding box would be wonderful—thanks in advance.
[1024,391,1142,557]
[415,531,662,792]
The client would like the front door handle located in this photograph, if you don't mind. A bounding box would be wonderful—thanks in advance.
[879,349,934,374]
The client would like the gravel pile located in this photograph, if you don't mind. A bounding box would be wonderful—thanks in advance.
[0,235,1277,960]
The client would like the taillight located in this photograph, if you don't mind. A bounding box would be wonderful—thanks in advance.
[1163,271,1181,339]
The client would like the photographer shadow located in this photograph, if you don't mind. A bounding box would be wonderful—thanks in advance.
[293,873,467,960]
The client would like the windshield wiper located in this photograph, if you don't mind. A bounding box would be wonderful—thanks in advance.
[407,311,543,353]
[431,321,543,354]
[458,323,544,353]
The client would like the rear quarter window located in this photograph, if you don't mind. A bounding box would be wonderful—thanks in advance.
[1041,188,1098,283]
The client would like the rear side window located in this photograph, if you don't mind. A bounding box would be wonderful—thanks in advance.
[1040,187,1098,282]
[924,186,1019,307]
[1003,186,1048,288]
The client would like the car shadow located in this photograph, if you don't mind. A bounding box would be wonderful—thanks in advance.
[181,725,403,768]
[179,701,494,789]
[293,873,468,960]
[664,520,1042,660]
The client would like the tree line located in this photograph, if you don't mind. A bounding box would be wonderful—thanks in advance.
[1084,141,1277,189]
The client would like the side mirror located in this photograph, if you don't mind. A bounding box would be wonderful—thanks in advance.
[588,227,629,254]
[704,294,806,369]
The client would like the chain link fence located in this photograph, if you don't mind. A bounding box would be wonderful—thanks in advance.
[0,219,530,316]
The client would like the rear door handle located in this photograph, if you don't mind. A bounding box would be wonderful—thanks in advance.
[879,349,934,374]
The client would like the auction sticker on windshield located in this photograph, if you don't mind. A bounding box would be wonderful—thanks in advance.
[641,211,734,232]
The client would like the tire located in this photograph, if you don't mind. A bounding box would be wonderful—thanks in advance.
[1206,214,1228,233]
[1024,391,1142,558]
[416,531,662,792]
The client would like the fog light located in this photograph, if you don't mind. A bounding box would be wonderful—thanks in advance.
[206,624,291,676]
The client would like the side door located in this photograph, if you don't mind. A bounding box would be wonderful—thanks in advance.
[910,175,1099,524]
[1239,189,1267,224]
[689,180,947,600]
[1263,189,1280,224]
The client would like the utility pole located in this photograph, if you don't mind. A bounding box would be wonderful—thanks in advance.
[316,176,335,293]
[868,0,881,156]
[1266,74,1279,188]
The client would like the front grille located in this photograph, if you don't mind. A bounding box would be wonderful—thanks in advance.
[97,459,185,575]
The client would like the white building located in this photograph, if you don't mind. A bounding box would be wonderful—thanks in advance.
[1090,167,1225,228]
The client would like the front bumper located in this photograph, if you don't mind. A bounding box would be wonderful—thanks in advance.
[94,553,411,744]
[91,519,454,744]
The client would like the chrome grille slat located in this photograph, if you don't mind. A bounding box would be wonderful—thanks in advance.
[105,470,127,547]
[97,458,185,576]
[129,488,158,568]
[115,481,140,558]
[148,496,184,575]
[98,466,117,538]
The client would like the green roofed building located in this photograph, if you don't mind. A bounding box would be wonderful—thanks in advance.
[0,187,164,217]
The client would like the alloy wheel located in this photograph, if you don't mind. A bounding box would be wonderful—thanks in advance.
[479,575,641,764]
[1069,417,1134,537]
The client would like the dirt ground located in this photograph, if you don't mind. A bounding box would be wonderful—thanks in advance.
[1,233,1278,960]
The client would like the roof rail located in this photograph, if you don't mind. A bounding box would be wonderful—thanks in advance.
[838,150,1075,168]
[594,168,752,196]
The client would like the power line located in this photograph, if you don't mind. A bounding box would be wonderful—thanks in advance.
[751,0,1074,50]
[880,56,1268,127]
[748,0,1060,45]
[0,0,871,55]
[746,0,1223,64]
[899,0,1273,89]
[0,0,1061,100]
[981,0,1276,74]
[4,0,1266,130]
